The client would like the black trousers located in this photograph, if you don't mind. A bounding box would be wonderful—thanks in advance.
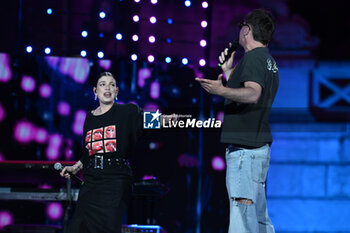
[67,174,132,233]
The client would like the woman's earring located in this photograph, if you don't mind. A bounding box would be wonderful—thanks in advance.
[94,95,97,101]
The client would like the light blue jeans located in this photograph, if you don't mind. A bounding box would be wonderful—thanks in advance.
[225,144,275,233]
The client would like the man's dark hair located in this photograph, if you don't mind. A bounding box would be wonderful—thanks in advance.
[245,9,275,45]
[93,72,117,87]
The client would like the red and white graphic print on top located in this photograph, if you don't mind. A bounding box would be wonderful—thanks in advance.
[85,125,117,156]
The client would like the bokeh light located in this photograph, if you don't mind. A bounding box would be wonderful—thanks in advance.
[211,156,225,171]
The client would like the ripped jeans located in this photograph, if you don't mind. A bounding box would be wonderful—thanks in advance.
[225,144,275,233]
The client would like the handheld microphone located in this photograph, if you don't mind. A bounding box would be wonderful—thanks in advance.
[218,39,239,67]
[54,162,83,185]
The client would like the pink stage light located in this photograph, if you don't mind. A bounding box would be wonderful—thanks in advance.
[72,110,86,135]
[201,20,208,28]
[21,75,36,92]
[150,16,157,24]
[202,1,208,8]
[200,39,207,47]
[142,175,156,180]
[147,55,155,63]
[150,81,160,99]
[148,36,156,43]
[0,210,13,229]
[0,152,4,161]
[39,184,52,189]
[199,59,206,66]
[133,15,140,22]
[0,53,12,83]
[211,156,225,171]
[132,34,139,41]
[39,83,52,98]
[46,202,63,221]
[57,102,70,116]
[14,121,35,143]
[64,139,73,160]
[0,102,5,122]
[46,134,62,160]
[137,68,152,88]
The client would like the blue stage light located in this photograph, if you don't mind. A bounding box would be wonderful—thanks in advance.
[47,8,52,15]
[99,33,104,38]
[26,46,33,53]
[182,58,189,65]
[167,18,173,24]
[81,30,88,38]
[165,57,171,63]
[80,50,87,57]
[115,33,123,40]
[166,38,172,43]
[184,0,191,7]
[97,51,104,58]
[99,11,106,19]
[44,47,51,55]
[131,54,138,61]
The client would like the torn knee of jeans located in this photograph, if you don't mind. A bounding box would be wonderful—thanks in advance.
[232,197,254,205]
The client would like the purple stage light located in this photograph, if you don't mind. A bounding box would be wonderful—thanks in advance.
[0,210,13,229]
[201,20,208,28]
[200,39,207,47]
[133,15,140,22]
[21,75,36,92]
[64,139,73,160]
[202,1,208,8]
[138,68,152,88]
[143,102,159,112]
[150,16,157,24]
[142,175,156,180]
[132,34,139,41]
[148,36,156,43]
[177,153,200,168]
[39,184,52,189]
[131,54,138,61]
[0,102,5,122]
[199,59,206,66]
[147,55,155,63]
[39,83,52,98]
[211,156,225,171]
[46,202,63,221]
[57,102,70,116]
[134,0,140,2]
[150,81,160,99]
[35,127,48,144]
[149,142,162,150]
[0,53,12,83]
[150,0,158,4]
[72,110,86,135]
[0,152,4,161]
[216,111,224,123]
[99,59,112,70]
[46,134,62,160]
[14,121,35,143]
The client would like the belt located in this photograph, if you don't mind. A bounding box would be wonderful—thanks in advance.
[227,144,260,153]
[87,155,130,169]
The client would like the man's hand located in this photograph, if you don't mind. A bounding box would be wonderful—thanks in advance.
[195,74,225,95]
[219,42,236,77]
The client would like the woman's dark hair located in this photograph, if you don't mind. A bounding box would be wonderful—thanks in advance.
[245,9,275,45]
[93,72,117,87]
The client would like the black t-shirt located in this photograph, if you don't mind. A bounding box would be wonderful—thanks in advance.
[80,103,143,177]
[220,47,279,147]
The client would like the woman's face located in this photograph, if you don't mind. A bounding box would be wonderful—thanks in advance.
[94,75,119,104]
